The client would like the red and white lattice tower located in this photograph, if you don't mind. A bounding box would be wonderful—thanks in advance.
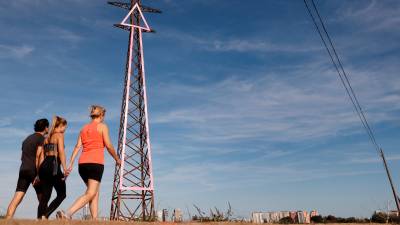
[108,0,160,221]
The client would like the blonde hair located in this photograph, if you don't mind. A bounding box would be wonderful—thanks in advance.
[48,115,67,138]
[90,105,106,119]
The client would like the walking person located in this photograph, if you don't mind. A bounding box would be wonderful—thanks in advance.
[37,116,69,219]
[57,105,121,220]
[5,119,49,219]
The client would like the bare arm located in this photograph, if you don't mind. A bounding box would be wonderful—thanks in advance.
[102,124,120,164]
[56,134,67,173]
[36,145,44,175]
[68,135,82,171]
[33,144,44,185]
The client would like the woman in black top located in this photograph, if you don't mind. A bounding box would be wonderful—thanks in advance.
[37,116,69,219]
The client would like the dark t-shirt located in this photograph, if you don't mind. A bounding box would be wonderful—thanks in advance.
[20,133,45,172]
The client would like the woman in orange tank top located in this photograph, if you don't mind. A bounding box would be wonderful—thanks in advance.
[57,105,120,219]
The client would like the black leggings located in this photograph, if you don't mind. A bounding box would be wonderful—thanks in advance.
[38,156,66,218]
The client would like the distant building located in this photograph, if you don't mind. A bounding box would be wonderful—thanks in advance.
[81,204,91,220]
[173,208,183,222]
[297,211,305,224]
[157,210,164,222]
[283,211,290,218]
[310,210,318,218]
[305,211,311,224]
[290,211,298,223]
[374,210,399,217]
[252,212,263,223]
[388,210,399,217]
[162,209,168,222]
[270,211,280,222]
[297,211,310,224]
[252,210,315,224]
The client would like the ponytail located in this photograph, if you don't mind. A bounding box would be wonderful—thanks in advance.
[48,115,68,139]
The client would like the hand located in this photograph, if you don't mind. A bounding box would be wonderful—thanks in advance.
[64,168,70,177]
[62,173,69,181]
[67,163,73,172]
[115,158,121,166]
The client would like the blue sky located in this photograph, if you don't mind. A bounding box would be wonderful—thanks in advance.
[0,0,400,219]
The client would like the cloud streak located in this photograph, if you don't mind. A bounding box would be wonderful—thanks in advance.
[0,44,34,59]
[151,60,400,144]
[336,0,400,32]
[159,28,321,54]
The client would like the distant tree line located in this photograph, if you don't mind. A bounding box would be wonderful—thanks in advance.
[309,215,369,223]
[277,213,400,224]
[370,212,400,224]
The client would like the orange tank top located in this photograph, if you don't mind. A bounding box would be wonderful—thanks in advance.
[78,122,105,165]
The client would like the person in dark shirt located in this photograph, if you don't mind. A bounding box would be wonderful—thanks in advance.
[5,118,49,219]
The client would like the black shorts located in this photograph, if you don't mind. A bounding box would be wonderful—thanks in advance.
[78,163,104,183]
[16,169,42,194]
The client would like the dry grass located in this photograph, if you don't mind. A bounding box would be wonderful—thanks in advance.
[0,221,389,225]
[0,221,251,225]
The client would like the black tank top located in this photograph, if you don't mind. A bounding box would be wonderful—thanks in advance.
[44,143,57,153]
[43,142,59,176]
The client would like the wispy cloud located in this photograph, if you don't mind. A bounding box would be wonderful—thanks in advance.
[46,27,84,43]
[209,39,321,53]
[0,116,29,138]
[348,154,400,164]
[151,60,400,144]
[335,0,400,32]
[0,44,34,59]
[160,28,321,53]
[34,101,54,115]
[0,127,29,138]
[0,117,13,127]
[156,156,383,193]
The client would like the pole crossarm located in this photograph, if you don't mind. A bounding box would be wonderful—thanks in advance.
[108,1,162,13]
[114,24,156,32]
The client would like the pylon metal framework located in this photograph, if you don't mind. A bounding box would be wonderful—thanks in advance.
[109,0,160,221]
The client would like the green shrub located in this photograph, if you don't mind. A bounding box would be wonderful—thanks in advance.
[325,215,337,223]
[389,215,400,224]
[311,215,324,223]
[279,216,295,224]
[371,212,387,223]
[361,218,371,223]
[336,217,346,223]
[344,217,356,223]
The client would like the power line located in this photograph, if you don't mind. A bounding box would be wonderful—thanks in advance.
[303,0,400,213]
[303,0,379,153]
